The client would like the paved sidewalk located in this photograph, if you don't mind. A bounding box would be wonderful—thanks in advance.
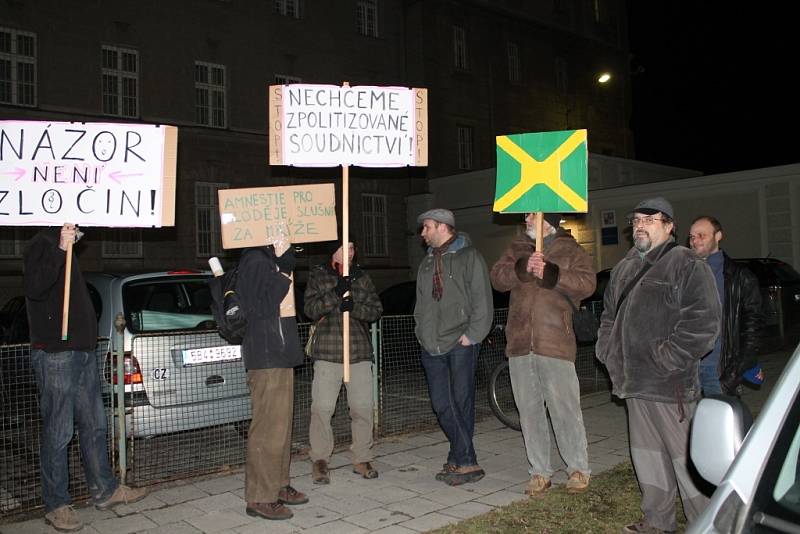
[3,349,789,534]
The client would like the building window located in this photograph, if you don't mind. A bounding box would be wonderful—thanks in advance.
[0,227,35,257]
[357,0,378,37]
[555,57,568,94]
[507,42,520,84]
[275,74,302,85]
[195,62,226,128]
[453,26,467,70]
[457,125,473,170]
[361,194,388,257]
[102,228,143,258]
[274,0,301,18]
[102,46,138,118]
[0,27,36,106]
[196,182,227,257]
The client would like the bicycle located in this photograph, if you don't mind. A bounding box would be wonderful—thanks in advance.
[487,359,521,431]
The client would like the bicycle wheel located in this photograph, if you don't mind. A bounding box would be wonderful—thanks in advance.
[488,360,521,431]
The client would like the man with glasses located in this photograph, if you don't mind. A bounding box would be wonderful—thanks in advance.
[689,215,764,396]
[595,197,721,534]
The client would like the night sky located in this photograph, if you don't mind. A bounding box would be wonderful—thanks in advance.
[627,4,797,175]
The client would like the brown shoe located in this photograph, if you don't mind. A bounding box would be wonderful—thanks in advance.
[44,505,82,532]
[525,474,551,495]
[95,484,148,510]
[277,485,308,505]
[442,465,485,486]
[246,501,293,520]
[312,459,330,484]
[353,461,379,479]
[566,470,590,493]
[435,462,457,481]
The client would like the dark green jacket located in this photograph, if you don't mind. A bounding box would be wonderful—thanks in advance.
[414,232,493,355]
[303,263,382,363]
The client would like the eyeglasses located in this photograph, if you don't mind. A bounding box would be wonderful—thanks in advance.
[627,215,667,226]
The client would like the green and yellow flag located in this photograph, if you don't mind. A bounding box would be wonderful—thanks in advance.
[494,129,588,213]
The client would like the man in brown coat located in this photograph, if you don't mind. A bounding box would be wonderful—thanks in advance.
[490,213,595,495]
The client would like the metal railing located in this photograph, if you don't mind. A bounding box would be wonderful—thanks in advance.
[0,310,609,520]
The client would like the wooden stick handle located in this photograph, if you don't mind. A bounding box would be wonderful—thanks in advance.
[342,163,350,383]
[61,240,73,340]
[535,212,544,252]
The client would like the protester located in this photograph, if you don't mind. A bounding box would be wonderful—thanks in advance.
[689,215,764,396]
[24,224,146,532]
[414,208,493,486]
[490,212,595,495]
[595,198,721,533]
[304,240,383,484]
[237,240,308,521]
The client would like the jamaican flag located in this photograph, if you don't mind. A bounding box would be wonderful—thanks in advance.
[494,129,588,213]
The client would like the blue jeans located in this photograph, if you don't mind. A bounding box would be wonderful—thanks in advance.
[421,343,479,467]
[31,349,118,512]
[699,363,723,396]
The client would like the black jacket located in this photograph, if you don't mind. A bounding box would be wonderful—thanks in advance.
[23,228,98,351]
[236,246,303,370]
[718,252,764,395]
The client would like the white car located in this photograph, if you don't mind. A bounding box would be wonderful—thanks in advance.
[85,271,250,438]
[688,344,800,533]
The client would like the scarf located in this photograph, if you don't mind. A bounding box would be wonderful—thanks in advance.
[432,234,457,301]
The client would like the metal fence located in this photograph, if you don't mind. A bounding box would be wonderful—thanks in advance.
[0,309,609,520]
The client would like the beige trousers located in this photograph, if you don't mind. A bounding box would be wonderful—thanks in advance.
[245,368,293,503]
[308,360,374,464]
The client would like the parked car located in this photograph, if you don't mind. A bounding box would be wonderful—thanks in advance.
[734,258,800,345]
[0,271,260,438]
[688,342,800,533]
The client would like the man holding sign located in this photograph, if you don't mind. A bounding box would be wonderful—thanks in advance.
[414,208,493,486]
[490,213,595,495]
[24,224,146,532]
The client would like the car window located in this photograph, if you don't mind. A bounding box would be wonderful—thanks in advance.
[772,262,800,284]
[123,277,213,333]
[750,386,800,528]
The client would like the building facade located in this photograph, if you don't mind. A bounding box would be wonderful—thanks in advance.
[0,0,632,292]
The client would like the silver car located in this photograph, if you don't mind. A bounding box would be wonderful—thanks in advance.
[86,271,250,438]
[688,343,800,533]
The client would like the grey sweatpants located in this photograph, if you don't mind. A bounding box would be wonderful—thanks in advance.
[627,398,710,531]
[509,353,590,478]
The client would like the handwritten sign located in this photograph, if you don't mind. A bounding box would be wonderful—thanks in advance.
[0,121,177,227]
[218,183,337,249]
[269,84,428,168]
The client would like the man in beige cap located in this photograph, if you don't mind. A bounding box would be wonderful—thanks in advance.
[414,208,493,486]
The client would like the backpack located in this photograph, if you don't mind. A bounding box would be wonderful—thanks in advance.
[208,267,247,345]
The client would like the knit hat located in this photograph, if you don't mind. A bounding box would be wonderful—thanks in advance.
[543,213,561,229]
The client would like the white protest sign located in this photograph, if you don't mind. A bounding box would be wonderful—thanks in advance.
[269,84,428,168]
[0,121,177,227]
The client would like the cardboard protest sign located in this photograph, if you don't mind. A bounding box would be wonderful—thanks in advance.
[494,129,588,213]
[218,183,337,249]
[0,121,177,227]
[268,84,428,167]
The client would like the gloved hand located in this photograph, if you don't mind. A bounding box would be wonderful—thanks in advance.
[274,247,295,273]
[335,275,351,296]
[339,296,354,313]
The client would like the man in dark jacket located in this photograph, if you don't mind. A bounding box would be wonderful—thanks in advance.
[689,215,764,396]
[415,208,493,486]
[237,240,307,521]
[304,240,383,484]
[490,213,595,495]
[24,224,146,532]
[595,198,721,534]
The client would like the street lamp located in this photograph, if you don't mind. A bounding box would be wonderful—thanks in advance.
[597,72,612,84]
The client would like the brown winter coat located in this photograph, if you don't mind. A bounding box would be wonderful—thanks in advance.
[490,229,595,362]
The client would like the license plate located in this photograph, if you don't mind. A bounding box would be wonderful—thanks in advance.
[181,345,241,366]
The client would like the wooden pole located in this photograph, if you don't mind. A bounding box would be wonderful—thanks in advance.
[342,163,351,383]
[535,212,544,252]
[61,239,73,340]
